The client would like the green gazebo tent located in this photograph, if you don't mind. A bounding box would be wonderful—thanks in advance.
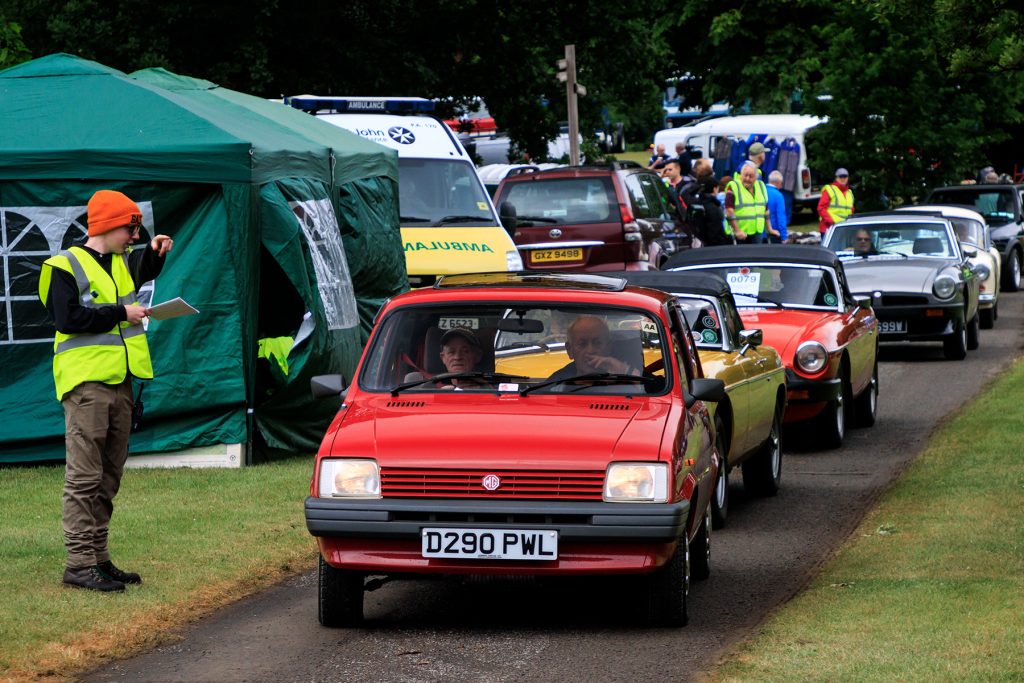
[0,53,407,464]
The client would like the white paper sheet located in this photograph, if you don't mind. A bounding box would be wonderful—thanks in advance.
[147,297,199,321]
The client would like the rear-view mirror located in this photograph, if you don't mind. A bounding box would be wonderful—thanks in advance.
[497,317,544,333]
[738,329,762,354]
[311,374,346,399]
[686,378,725,407]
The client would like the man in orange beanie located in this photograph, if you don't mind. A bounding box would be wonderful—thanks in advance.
[38,189,176,592]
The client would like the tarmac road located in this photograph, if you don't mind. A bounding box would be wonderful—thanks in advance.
[84,293,1024,683]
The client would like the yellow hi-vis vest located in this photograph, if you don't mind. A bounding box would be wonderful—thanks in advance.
[825,184,854,224]
[258,336,293,379]
[38,246,152,401]
[727,179,768,236]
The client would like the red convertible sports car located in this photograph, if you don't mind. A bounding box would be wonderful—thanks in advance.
[665,245,879,449]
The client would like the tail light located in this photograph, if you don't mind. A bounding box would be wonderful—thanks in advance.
[801,169,810,189]
[621,203,641,242]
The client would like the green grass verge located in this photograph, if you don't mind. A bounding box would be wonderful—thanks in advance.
[0,458,316,680]
[716,359,1024,682]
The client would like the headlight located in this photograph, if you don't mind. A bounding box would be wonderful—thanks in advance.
[973,263,990,281]
[604,463,668,502]
[318,459,381,498]
[506,250,524,271]
[933,275,957,300]
[795,341,828,374]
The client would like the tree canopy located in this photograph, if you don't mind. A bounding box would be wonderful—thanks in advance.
[2,0,1022,198]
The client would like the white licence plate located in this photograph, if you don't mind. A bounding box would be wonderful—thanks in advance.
[878,320,907,334]
[421,528,558,560]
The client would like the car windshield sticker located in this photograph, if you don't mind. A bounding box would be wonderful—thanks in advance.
[824,293,838,306]
[438,317,479,330]
[727,270,761,297]
[542,209,567,217]
[497,383,520,392]
[701,315,717,329]
[477,202,489,211]
[642,320,659,334]
[701,330,719,344]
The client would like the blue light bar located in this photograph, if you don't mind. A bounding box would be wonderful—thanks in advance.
[285,96,436,114]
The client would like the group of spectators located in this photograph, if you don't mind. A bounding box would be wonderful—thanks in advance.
[962,165,1014,185]
[647,141,856,247]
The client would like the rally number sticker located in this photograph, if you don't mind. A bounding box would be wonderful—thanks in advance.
[726,271,761,297]
[438,317,479,330]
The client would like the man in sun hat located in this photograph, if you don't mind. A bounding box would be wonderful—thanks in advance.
[818,167,854,235]
[38,190,176,592]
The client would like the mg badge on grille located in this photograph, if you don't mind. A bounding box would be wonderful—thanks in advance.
[482,474,501,491]
[549,228,562,239]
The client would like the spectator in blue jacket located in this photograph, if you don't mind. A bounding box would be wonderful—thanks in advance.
[765,171,788,243]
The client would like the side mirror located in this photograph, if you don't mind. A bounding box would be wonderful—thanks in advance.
[737,329,762,355]
[499,201,518,233]
[311,374,346,399]
[856,296,872,310]
[962,245,978,258]
[685,378,726,407]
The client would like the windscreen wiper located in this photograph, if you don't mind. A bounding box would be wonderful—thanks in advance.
[735,296,783,309]
[399,215,431,223]
[391,371,528,396]
[515,215,559,223]
[520,372,661,396]
[435,215,491,225]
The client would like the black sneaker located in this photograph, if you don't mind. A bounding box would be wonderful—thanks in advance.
[63,566,126,592]
[96,560,142,585]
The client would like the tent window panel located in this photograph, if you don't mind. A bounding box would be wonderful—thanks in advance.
[289,198,358,331]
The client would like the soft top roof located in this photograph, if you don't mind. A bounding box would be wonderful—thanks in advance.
[612,271,732,299]
[664,244,840,270]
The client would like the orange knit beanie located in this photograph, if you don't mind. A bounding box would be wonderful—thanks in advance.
[87,190,143,236]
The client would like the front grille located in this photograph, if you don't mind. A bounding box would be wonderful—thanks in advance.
[380,468,605,500]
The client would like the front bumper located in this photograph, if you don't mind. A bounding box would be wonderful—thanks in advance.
[307,497,690,575]
[306,497,689,541]
[784,370,841,404]
[873,300,964,341]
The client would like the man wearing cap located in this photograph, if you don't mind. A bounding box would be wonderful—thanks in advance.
[725,162,778,243]
[38,190,175,592]
[818,168,855,235]
[438,327,486,388]
[743,141,767,179]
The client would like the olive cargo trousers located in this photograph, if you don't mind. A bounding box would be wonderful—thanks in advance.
[62,380,134,569]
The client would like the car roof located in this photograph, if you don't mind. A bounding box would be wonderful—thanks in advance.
[435,271,628,291]
[664,244,841,270]
[612,271,732,299]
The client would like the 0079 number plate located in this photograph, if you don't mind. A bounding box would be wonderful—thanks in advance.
[878,320,907,334]
[531,248,583,263]
[421,528,558,560]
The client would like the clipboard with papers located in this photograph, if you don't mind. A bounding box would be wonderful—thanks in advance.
[147,297,199,321]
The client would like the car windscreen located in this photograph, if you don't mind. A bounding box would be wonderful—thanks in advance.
[359,304,669,395]
[398,158,496,227]
[949,218,986,248]
[675,296,725,349]
[674,264,842,310]
[498,177,618,225]
[827,221,956,258]
[928,189,1015,223]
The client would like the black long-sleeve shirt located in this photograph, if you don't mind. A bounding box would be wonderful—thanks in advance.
[45,244,166,334]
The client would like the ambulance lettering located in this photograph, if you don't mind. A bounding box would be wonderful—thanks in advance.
[404,241,495,253]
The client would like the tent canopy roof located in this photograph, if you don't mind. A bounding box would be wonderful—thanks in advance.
[0,53,396,185]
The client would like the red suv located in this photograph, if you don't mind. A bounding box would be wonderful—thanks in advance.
[494,162,691,272]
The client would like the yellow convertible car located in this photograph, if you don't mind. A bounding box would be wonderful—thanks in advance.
[619,272,786,528]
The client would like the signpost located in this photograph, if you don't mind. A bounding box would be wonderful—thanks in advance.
[556,44,585,166]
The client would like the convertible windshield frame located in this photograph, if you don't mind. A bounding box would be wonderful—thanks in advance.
[357,300,675,396]
[825,219,963,263]
[670,262,845,313]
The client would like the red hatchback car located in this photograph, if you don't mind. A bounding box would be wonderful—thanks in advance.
[493,163,691,272]
[666,245,879,449]
[305,273,724,627]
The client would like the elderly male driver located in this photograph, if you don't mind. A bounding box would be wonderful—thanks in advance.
[437,327,486,388]
[549,316,638,380]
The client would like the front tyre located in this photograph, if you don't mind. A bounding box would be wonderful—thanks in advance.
[711,415,729,529]
[854,361,879,428]
[318,556,364,627]
[966,312,980,351]
[742,403,782,495]
[816,377,849,450]
[646,533,689,627]
[943,321,968,360]
[1002,250,1021,292]
[690,504,712,582]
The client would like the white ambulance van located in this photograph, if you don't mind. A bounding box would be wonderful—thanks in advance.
[288,96,523,286]
[653,114,824,210]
